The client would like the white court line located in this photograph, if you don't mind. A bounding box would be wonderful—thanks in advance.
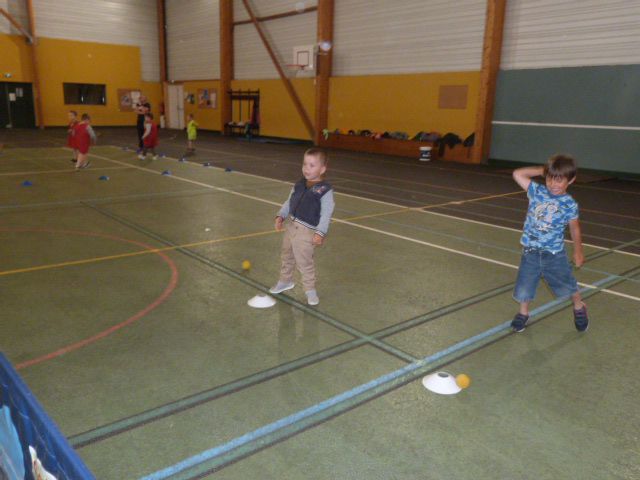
[103,147,640,258]
[89,148,640,303]
[189,148,640,258]
[155,136,640,198]
[0,166,132,177]
[493,120,640,131]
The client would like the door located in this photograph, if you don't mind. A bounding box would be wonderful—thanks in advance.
[167,84,184,130]
[4,82,36,128]
[0,85,9,128]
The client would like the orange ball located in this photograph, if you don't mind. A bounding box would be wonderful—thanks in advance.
[456,374,471,389]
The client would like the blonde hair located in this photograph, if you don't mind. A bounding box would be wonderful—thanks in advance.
[304,147,328,166]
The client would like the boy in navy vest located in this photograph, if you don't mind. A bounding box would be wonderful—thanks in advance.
[269,148,335,305]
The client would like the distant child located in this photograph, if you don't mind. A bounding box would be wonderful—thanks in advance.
[511,154,589,333]
[139,113,158,160]
[73,113,96,169]
[186,113,198,153]
[67,110,78,163]
[269,148,335,305]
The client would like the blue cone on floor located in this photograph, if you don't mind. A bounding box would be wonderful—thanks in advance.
[225,167,233,172]
[21,180,33,187]
[161,170,171,176]
[99,175,109,181]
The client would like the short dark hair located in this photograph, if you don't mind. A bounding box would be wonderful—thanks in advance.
[145,112,154,120]
[81,113,90,121]
[304,147,328,166]
[544,154,577,180]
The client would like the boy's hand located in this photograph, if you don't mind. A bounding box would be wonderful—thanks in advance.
[568,219,584,268]
[312,233,324,246]
[512,166,544,191]
[275,216,284,231]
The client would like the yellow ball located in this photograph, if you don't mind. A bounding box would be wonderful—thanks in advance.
[456,374,471,389]
[241,260,251,271]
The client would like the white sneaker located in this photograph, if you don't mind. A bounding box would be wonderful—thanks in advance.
[138,154,145,160]
[269,281,295,294]
[306,290,319,306]
[152,155,159,160]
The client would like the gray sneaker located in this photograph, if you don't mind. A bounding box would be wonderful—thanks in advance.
[306,290,319,306]
[269,281,295,294]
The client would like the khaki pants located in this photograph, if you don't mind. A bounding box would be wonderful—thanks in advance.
[279,220,316,292]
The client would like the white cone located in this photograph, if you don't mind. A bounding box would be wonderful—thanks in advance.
[422,371,461,395]
[247,294,276,308]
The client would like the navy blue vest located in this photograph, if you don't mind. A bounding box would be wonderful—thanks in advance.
[289,178,332,228]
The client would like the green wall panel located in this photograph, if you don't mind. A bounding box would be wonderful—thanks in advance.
[491,65,640,174]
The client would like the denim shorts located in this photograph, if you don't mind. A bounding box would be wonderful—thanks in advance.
[513,247,578,303]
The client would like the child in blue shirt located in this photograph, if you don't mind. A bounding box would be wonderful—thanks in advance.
[511,154,589,332]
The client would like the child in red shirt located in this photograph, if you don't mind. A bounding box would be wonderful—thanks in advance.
[139,113,159,160]
[74,113,97,169]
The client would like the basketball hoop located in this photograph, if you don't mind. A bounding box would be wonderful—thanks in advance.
[285,64,309,78]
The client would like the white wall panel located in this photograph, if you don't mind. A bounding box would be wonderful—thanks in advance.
[233,0,317,22]
[0,0,28,35]
[333,0,486,76]
[501,0,640,69]
[32,0,159,81]
[234,12,316,79]
[166,0,219,81]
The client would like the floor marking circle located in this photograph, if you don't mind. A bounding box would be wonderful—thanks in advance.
[0,228,179,370]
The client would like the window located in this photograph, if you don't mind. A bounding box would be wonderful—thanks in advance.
[63,83,106,105]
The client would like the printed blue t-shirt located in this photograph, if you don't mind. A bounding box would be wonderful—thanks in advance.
[520,181,579,253]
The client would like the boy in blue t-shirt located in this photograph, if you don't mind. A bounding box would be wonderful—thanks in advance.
[511,154,589,332]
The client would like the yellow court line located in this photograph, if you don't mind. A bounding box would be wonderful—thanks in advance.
[0,228,278,277]
[341,190,524,222]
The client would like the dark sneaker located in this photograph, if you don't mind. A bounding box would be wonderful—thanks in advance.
[574,305,589,332]
[511,313,529,333]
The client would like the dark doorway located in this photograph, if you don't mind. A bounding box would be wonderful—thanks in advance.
[0,82,36,128]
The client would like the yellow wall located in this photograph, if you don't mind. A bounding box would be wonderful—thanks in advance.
[38,37,162,126]
[329,72,480,139]
[0,33,161,127]
[181,80,221,131]
[0,34,33,82]
[226,72,478,141]
[2,32,477,139]
[231,78,315,140]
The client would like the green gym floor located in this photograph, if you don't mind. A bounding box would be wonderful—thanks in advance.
[0,129,639,479]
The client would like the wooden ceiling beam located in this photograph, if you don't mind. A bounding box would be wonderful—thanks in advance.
[240,0,315,139]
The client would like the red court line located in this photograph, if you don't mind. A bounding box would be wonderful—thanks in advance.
[0,228,179,370]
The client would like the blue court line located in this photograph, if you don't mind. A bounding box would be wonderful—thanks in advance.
[140,273,619,480]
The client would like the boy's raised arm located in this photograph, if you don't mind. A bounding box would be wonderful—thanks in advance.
[513,166,544,191]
